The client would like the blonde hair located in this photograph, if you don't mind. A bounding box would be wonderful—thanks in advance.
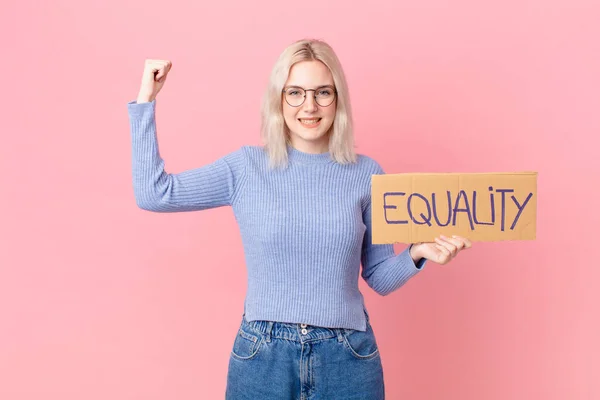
[260,39,357,168]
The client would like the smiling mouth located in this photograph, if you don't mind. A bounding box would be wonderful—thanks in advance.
[298,118,322,126]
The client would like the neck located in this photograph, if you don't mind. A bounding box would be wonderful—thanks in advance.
[286,144,333,164]
[288,138,329,154]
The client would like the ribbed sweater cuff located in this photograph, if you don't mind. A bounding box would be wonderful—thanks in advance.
[127,99,156,118]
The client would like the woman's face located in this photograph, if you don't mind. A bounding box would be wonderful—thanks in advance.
[282,61,337,154]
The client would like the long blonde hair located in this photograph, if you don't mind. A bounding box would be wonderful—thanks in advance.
[260,39,357,168]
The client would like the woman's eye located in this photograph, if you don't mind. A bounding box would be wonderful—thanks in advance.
[288,90,301,96]
[318,90,332,96]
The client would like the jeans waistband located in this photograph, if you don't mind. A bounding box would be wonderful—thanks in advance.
[242,312,371,343]
[245,316,350,343]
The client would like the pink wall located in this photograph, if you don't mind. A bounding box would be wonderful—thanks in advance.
[1,0,598,399]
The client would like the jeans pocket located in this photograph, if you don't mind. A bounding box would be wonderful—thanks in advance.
[342,322,380,360]
[230,324,263,361]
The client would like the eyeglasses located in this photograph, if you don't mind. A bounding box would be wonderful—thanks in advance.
[282,85,337,107]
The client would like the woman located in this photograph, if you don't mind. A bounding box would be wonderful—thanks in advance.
[127,39,471,399]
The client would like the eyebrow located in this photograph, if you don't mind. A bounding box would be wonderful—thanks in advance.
[284,84,335,89]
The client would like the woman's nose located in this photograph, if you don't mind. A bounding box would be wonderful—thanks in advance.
[303,94,318,111]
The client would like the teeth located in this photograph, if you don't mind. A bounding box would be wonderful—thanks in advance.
[300,119,320,125]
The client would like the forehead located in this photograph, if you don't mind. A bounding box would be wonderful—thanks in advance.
[285,60,334,87]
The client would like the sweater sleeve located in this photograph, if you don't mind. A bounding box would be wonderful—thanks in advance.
[360,162,426,296]
[127,100,247,212]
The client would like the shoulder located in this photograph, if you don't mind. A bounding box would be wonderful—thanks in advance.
[237,145,270,166]
[348,154,385,209]
[221,145,266,163]
[239,145,267,158]
[354,153,385,175]
[223,145,271,173]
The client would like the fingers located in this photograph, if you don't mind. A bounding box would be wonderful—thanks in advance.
[144,59,172,82]
[435,244,452,256]
[138,59,172,102]
[452,235,472,249]
[438,235,472,250]
[434,236,458,257]
[155,63,172,81]
[441,235,465,251]
[429,235,472,265]
[434,244,451,263]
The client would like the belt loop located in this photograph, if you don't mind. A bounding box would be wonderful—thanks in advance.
[336,329,344,342]
[265,321,274,342]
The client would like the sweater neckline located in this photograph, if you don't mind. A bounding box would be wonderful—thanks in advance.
[287,145,334,165]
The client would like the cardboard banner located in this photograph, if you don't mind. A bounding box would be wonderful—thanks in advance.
[371,172,538,244]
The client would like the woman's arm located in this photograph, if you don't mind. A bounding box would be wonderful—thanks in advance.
[360,198,426,296]
[128,100,246,212]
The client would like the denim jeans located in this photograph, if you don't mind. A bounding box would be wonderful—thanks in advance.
[225,312,385,400]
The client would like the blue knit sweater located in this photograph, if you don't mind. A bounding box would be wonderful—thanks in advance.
[128,100,425,331]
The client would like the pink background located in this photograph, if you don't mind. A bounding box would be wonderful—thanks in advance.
[1,0,598,399]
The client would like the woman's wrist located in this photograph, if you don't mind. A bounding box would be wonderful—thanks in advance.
[409,243,423,263]
[136,92,154,104]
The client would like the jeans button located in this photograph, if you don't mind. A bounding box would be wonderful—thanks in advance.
[300,323,307,328]
[301,328,308,335]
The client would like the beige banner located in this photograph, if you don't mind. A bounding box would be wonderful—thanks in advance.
[371,172,538,244]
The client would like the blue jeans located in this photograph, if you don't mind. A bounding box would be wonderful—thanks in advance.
[225,312,385,399]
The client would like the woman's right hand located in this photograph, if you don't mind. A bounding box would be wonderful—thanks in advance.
[136,59,173,103]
